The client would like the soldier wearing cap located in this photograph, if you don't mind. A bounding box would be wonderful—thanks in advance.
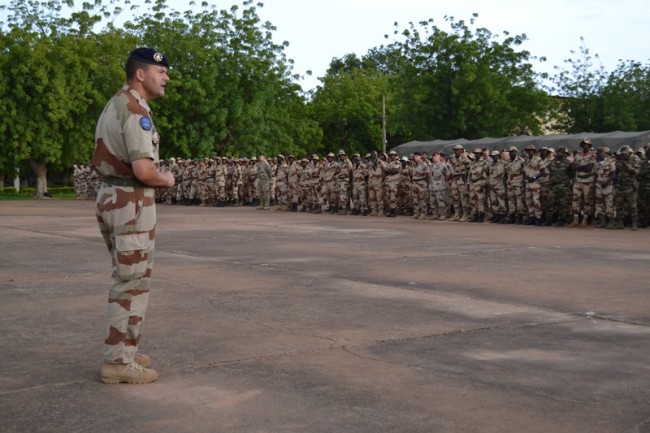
[505,146,526,224]
[448,144,471,221]
[297,158,311,212]
[523,144,544,225]
[539,147,553,225]
[568,138,597,227]
[92,47,173,384]
[399,156,413,216]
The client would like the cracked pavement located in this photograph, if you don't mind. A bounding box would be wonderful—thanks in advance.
[1,200,649,433]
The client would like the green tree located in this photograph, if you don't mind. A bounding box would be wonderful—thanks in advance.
[601,60,650,131]
[386,15,550,140]
[0,0,134,195]
[310,54,389,155]
[551,39,607,133]
[124,0,320,158]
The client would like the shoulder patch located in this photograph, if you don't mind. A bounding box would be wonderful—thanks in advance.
[140,117,152,131]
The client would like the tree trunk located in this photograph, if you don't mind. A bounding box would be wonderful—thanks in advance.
[28,159,48,197]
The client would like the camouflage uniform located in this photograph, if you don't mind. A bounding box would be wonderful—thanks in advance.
[384,152,402,216]
[275,156,290,210]
[488,151,507,222]
[337,151,353,215]
[506,148,526,224]
[410,155,430,219]
[547,149,573,226]
[367,156,386,216]
[255,156,272,209]
[320,154,339,212]
[523,146,544,223]
[429,159,450,220]
[398,160,413,215]
[92,84,160,365]
[287,156,301,210]
[638,157,650,228]
[569,142,596,227]
[309,157,322,212]
[594,151,616,227]
[298,159,311,211]
[611,148,639,230]
[351,156,368,215]
[214,158,226,206]
[449,146,471,221]
[468,149,489,222]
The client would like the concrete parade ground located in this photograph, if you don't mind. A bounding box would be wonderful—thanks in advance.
[1,200,649,433]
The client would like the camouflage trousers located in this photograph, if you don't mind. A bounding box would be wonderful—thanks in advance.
[594,184,615,218]
[469,181,487,214]
[338,180,350,209]
[385,181,399,210]
[256,178,271,207]
[310,184,321,208]
[199,179,213,203]
[411,180,429,215]
[215,178,226,202]
[450,178,469,213]
[525,181,542,218]
[488,183,507,214]
[507,183,525,216]
[299,183,312,209]
[571,181,594,216]
[320,181,337,210]
[638,187,650,223]
[548,183,572,220]
[96,184,155,364]
[289,180,300,205]
[615,187,637,219]
[398,183,412,213]
[429,188,448,217]
[351,182,367,211]
[276,181,289,207]
[368,181,384,214]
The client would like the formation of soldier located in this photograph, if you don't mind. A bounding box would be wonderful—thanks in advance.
[73,139,650,230]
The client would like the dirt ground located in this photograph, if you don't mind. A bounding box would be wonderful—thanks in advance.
[1,200,649,433]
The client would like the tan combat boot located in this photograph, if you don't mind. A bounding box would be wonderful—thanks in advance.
[459,211,469,222]
[100,361,158,384]
[134,353,152,368]
[567,215,579,228]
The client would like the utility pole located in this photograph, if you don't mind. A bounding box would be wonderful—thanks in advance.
[382,95,387,153]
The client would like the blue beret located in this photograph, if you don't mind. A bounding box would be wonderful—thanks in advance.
[128,47,169,68]
[413,151,422,156]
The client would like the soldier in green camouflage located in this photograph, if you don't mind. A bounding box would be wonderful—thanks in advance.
[547,147,573,226]
[92,48,174,384]
[610,146,639,230]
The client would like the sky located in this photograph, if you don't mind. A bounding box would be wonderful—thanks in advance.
[245,0,648,91]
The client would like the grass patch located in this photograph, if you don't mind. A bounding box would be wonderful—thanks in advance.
[0,187,76,201]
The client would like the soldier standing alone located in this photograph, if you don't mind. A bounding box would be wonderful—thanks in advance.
[92,47,174,384]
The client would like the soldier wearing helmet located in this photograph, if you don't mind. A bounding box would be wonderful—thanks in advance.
[384,150,402,217]
[488,150,508,223]
[336,150,353,215]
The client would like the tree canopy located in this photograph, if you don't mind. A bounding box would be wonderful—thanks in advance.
[0,1,648,194]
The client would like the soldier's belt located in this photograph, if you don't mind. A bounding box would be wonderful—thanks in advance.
[101,176,146,187]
